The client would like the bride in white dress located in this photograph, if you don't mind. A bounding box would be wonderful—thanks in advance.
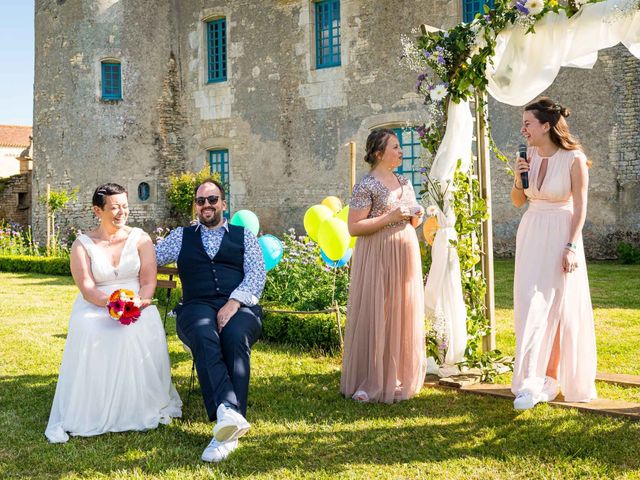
[45,183,181,443]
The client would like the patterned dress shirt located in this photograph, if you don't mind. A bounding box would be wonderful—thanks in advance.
[155,220,266,307]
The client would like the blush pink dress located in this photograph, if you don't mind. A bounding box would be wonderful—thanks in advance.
[512,147,597,403]
[340,173,426,403]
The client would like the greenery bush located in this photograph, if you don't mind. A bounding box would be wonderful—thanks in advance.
[0,255,71,276]
[261,229,349,311]
[262,303,344,354]
[167,167,222,222]
[617,241,640,264]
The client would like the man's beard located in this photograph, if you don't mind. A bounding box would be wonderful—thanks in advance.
[198,208,223,227]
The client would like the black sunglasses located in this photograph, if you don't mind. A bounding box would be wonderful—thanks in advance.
[195,195,220,206]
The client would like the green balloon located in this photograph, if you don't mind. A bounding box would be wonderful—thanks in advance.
[230,210,260,235]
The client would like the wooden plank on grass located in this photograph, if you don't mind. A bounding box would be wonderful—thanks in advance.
[596,372,640,388]
[457,383,640,421]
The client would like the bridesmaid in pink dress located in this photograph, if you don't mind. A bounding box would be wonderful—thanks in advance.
[340,128,427,403]
[511,97,597,410]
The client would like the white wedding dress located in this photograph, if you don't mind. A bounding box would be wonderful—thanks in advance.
[45,227,182,443]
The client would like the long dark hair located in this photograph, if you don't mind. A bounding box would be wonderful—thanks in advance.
[364,128,397,167]
[524,97,582,152]
[92,183,127,208]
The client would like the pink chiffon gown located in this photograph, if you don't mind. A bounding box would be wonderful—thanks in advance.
[340,173,426,403]
[512,147,597,403]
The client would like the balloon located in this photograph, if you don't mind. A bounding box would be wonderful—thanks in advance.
[303,205,333,242]
[423,216,439,246]
[335,206,349,223]
[259,234,284,272]
[230,210,260,236]
[321,248,352,268]
[349,235,357,249]
[317,217,350,261]
[321,196,342,214]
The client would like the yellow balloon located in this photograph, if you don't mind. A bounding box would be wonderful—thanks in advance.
[423,216,439,246]
[318,218,350,261]
[303,205,334,242]
[321,196,343,214]
[335,205,349,223]
[349,235,357,249]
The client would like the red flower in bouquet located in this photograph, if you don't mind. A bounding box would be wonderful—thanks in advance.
[107,289,142,325]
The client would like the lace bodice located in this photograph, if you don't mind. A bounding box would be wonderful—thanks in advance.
[349,173,419,227]
[525,147,587,202]
[77,228,142,287]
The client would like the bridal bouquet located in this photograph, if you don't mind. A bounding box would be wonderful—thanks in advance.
[107,289,142,325]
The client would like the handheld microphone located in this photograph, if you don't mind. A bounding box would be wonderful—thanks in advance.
[518,144,529,189]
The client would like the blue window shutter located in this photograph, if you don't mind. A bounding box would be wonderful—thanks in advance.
[101,62,122,100]
[393,128,423,199]
[208,149,231,216]
[207,18,227,83]
[462,0,494,23]
[315,0,341,68]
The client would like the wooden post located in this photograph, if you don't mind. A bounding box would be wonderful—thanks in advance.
[46,183,51,254]
[349,141,356,193]
[475,92,496,352]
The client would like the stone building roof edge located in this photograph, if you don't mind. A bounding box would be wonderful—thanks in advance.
[0,125,33,148]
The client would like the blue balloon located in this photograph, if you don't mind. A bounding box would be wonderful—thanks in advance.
[259,234,284,272]
[321,248,352,268]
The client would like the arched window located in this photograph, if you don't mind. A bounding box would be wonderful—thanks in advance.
[392,127,423,199]
[137,182,150,201]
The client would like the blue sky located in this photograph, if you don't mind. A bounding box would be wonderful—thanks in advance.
[0,0,34,126]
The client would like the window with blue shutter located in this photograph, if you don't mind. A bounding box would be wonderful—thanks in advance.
[393,128,423,199]
[207,18,227,83]
[101,62,122,100]
[315,0,341,68]
[208,149,230,216]
[462,0,494,23]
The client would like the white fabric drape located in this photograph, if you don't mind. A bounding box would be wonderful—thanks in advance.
[487,0,640,105]
[425,0,639,367]
[424,99,473,365]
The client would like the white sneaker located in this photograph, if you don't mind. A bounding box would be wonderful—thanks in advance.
[201,437,238,463]
[513,391,540,410]
[540,376,559,402]
[213,404,251,442]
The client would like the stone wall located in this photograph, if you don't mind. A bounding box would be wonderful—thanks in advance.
[32,1,639,257]
[0,171,31,226]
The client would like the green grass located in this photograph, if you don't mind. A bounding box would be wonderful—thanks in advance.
[1,266,639,479]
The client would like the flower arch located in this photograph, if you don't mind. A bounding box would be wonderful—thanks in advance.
[402,0,640,375]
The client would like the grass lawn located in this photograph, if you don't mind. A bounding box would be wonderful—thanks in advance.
[1,263,639,479]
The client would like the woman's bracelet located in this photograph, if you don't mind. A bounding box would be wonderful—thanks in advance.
[565,242,577,252]
[513,181,524,191]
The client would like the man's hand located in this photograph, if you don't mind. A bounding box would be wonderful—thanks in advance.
[217,299,241,332]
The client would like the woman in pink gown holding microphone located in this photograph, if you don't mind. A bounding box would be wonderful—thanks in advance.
[511,97,597,410]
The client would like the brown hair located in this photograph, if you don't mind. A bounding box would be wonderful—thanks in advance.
[364,128,397,167]
[525,97,591,167]
[92,183,127,208]
[194,177,226,200]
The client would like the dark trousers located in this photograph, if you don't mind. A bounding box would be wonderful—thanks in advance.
[176,300,262,421]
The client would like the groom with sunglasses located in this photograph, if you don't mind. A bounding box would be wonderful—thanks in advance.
[156,178,265,463]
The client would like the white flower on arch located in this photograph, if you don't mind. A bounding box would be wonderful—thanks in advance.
[525,0,544,15]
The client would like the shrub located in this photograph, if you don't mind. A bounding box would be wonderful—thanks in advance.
[262,230,349,311]
[617,241,640,264]
[167,167,222,222]
[0,255,71,276]
[262,303,344,354]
